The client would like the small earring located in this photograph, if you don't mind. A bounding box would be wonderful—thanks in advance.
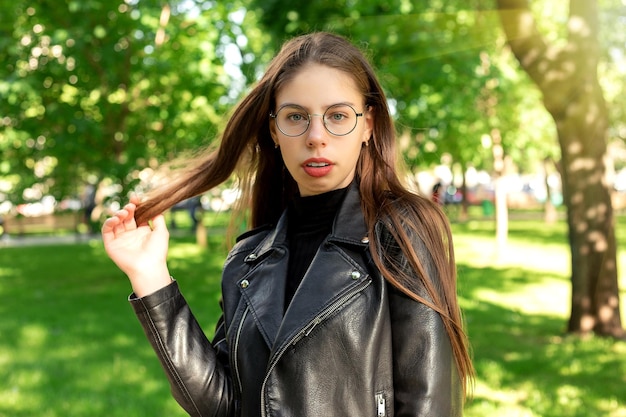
[274,143,279,149]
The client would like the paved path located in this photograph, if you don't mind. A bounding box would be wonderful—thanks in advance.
[0,228,197,247]
[0,234,101,247]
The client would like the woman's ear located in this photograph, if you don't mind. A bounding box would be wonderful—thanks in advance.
[269,118,279,146]
[363,105,374,144]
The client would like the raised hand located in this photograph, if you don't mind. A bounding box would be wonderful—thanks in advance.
[102,199,173,297]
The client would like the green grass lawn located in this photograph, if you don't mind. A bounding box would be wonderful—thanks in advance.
[0,212,625,416]
[456,216,626,417]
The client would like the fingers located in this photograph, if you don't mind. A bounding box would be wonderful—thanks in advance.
[129,194,141,205]
[101,200,168,243]
[101,215,122,248]
[101,215,118,235]
[121,203,137,230]
[101,203,135,237]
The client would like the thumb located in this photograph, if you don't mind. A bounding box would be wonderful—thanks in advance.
[150,214,169,237]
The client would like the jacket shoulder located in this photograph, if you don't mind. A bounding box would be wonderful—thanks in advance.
[225,223,273,263]
[235,223,273,243]
[373,194,421,242]
[372,194,441,296]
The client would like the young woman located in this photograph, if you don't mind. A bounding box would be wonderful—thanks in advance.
[102,31,473,417]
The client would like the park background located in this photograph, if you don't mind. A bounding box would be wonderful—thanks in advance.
[1,0,625,416]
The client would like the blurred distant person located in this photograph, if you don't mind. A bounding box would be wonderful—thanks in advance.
[82,183,97,234]
[170,196,203,230]
[432,181,444,205]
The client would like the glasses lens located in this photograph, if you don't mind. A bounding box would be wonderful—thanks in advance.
[275,105,309,136]
[323,104,358,136]
[273,104,360,137]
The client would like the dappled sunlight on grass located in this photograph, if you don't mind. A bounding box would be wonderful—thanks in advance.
[454,220,570,274]
[470,378,542,417]
[0,242,193,416]
[458,265,569,318]
[168,241,209,259]
[19,323,49,348]
[454,218,626,417]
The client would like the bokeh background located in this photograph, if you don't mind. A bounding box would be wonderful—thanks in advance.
[1,1,625,416]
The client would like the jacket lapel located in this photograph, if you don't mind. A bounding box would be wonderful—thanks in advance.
[271,183,371,353]
[239,182,371,354]
[238,214,289,350]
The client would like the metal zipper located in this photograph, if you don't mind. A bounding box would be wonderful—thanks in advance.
[376,393,386,417]
[259,279,371,416]
[232,306,250,395]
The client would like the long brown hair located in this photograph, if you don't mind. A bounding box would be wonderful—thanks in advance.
[135,31,474,396]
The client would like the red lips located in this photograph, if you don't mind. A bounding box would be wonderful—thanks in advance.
[302,158,333,177]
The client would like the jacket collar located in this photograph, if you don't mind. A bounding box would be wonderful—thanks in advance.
[241,181,371,353]
[248,181,369,262]
[329,181,370,246]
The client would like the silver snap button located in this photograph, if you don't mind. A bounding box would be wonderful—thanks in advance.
[247,253,257,260]
[361,236,369,244]
[351,271,361,280]
[240,279,250,289]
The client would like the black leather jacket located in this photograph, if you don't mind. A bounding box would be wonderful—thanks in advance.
[130,184,462,416]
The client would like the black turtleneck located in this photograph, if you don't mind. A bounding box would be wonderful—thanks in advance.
[285,186,349,310]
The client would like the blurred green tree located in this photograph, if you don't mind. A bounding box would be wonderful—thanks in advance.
[0,0,256,212]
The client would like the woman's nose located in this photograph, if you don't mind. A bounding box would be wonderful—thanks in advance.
[306,115,327,147]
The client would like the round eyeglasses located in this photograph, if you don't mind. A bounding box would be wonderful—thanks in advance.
[270,104,363,137]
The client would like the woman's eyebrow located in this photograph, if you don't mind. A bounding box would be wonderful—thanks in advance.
[277,101,358,109]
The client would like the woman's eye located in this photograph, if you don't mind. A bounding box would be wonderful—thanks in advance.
[288,113,306,122]
[328,112,347,121]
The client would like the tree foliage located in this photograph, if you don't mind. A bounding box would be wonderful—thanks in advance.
[0,0,258,208]
[1,0,623,224]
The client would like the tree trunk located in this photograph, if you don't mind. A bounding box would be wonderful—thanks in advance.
[491,128,508,251]
[496,0,624,338]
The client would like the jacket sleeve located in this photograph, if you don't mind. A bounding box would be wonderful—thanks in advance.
[388,286,462,417]
[129,280,235,417]
[375,221,463,417]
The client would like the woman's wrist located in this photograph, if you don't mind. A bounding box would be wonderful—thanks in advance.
[130,269,173,298]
